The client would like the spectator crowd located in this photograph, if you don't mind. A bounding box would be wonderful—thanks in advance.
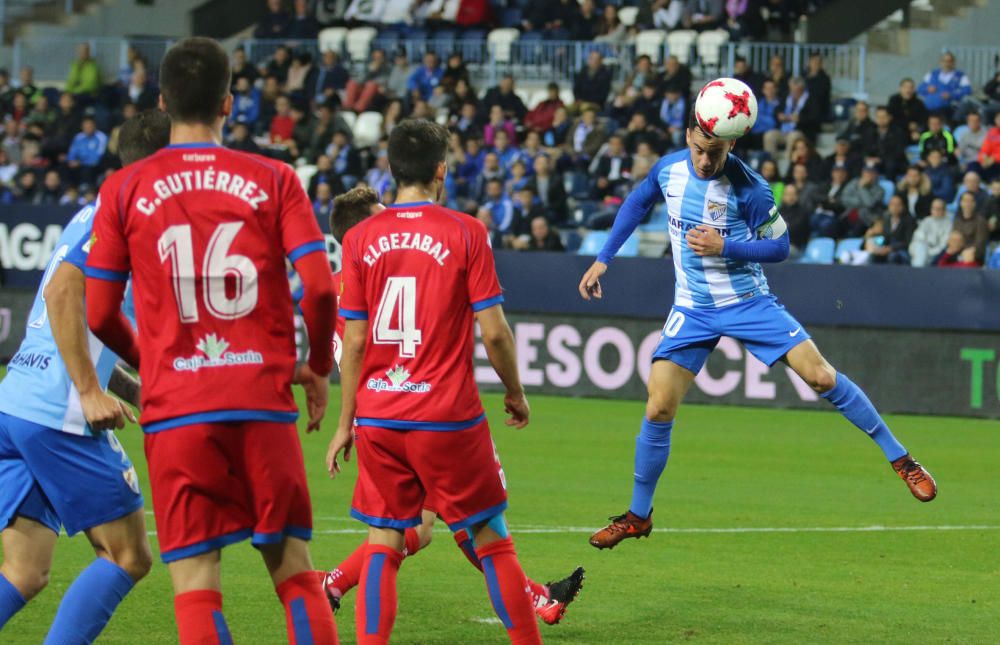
[1,1,999,268]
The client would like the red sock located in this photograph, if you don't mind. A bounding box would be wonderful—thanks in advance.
[527,579,549,603]
[355,544,403,645]
[453,529,484,571]
[276,571,339,645]
[174,590,232,645]
[327,541,368,596]
[475,538,542,645]
[403,528,421,557]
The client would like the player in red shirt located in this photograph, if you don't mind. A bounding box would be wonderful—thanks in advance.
[327,121,542,645]
[319,187,584,626]
[85,38,338,645]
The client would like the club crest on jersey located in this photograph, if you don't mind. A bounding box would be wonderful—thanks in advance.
[366,364,431,394]
[707,201,728,221]
[172,333,264,372]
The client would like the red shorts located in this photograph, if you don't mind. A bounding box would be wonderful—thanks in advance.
[351,419,507,531]
[144,421,313,563]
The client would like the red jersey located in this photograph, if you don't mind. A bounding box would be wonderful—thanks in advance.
[338,201,503,429]
[86,143,327,433]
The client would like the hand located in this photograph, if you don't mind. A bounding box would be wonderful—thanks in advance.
[293,363,329,433]
[326,424,354,477]
[80,388,134,432]
[578,260,607,300]
[686,225,725,256]
[503,391,530,428]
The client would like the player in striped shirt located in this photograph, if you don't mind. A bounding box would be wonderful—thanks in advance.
[580,110,937,550]
[0,111,169,644]
[320,186,584,626]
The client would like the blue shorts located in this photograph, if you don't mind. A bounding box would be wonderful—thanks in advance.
[0,412,144,536]
[652,295,811,375]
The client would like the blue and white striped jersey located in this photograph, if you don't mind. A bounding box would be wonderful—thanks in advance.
[0,202,134,435]
[599,150,780,309]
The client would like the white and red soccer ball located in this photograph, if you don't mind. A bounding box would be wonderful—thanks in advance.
[693,78,758,140]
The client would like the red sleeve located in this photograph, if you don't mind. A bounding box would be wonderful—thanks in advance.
[85,180,130,278]
[278,163,327,263]
[466,218,504,312]
[338,230,368,320]
[86,277,140,368]
[294,250,336,376]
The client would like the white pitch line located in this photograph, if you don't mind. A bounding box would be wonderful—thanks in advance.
[144,524,1000,538]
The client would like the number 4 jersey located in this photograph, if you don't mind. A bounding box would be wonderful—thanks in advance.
[338,201,503,429]
[85,143,327,433]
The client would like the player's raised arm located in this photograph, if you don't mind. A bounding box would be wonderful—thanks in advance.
[579,158,667,300]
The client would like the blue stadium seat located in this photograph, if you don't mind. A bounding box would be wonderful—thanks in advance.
[565,172,592,200]
[560,229,583,253]
[501,7,522,27]
[835,237,864,260]
[578,231,609,256]
[639,203,668,232]
[878,178,895,206]
[800,237,836,264]
[987,248,1000,269]
[573,200,601,225]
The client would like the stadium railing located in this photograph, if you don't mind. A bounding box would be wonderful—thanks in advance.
[946,45,1000,87]
[720,42,867,99]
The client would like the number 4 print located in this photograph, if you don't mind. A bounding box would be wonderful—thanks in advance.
[373,276,422,358]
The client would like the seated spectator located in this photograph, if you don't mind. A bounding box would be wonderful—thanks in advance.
[661,55,693,98]
[452,100,481,138]
[823,136,862,180]
[25,94,56,132]
[765,77,822,160]
[527,154,568,223]
[934,230,979,267]
[787,161,823,213]
[952,190,989,262]
[636,0,685,30]
[566,107,606,166]
[683,0,724,31]
[634,140,659,170]
[485,107,518,148]
[976,111,1000,178]
[868,106,908,180]
[451,136,484,198]
[482,178,516,235]
[287,0,320,39]
[923,148,955,202]
[917,51,971,116]
[595,5,627,43]
[511,187,548,241]
[386,50,411,100]
[984,70,1000,114]
[263,45,292,86]
[724,0,765,40]
[659,87,687,148]
[957,110,987,168]
[522,0,577,34]
[286,51,314,97]
[440,53,470,93]
[327,130,362,186]
[482,75,527,123]
[543,106,572,153]
[624,112,665,156]
[732,56,764,97]
[887,77,928,143]
[590,134,632,200]
[788,137,825,182]
[37,169,63,205]
[407,53,443,102]
[840,163,887,237]
[864,194,914,264]
[475,207,503,248]
[909,197,951,266]
[804,52,832,121]
[230,77,261,125]
[503,158,528,197]
[14,170,39,203]
[747,78,780,150]
[519,130,544,169]
[759,159,784,205]
[810,162,850,238]
[573,51,613,109]
[630,80,664,128]
[2,119,20,165]
[226,119,263,155]
[525,215,565,251]
[307,100,353,160]
[524,83,563,133]
[343,49,390,114]
[448,79,477,118]
[840,101,876,157]
[381,99,404,137]
[66,43,101,98]
[15,65,38,105]
[258,76,282,129]
[122,63,157,111]
[767,54,789,102]
[918,114,956,164]
[625,56,661,97]
[896,165,933,220]
[66,115,106,185]
[570,0,599,40]
[8,92,27,125]
[270,95,295,144]
[308,154,347,198]
[779,183,810,256]
[309,50,349,107]
[365,150,394,199]
[255,0,291,38]
[475,152,507,201]
[987,178,1000,241]
[231,47,259,87]
[313,181,334,221]
[0,149,17,187]
[949,170,987,214]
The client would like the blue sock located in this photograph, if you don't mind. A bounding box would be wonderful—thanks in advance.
[629,419,673,520]
[822,373,907,462]
[0,573,26,629]
[43,558,135,645]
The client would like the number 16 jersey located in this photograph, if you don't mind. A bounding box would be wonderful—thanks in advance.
[85,143,327,433]
[338,201,503,430]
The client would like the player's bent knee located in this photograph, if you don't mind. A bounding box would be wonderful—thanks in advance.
[804,365,837,393]
[3,564,49,600]
[415,523,434,550]
[645,399,677,423]
[110,544,153,582]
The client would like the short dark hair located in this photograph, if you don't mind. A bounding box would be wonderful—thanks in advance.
[331,186,380,243]
[159,37,231,125]
[387,119,449,188]
[117,110,171,166]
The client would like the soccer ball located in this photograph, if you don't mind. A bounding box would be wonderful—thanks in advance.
[693,78,758,140]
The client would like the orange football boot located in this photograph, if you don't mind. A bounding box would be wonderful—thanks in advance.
[589,510,653,549]
[891,454,937,502]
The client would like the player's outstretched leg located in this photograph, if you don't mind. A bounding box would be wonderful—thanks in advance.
[262,538,339,645]
[471,516,541,645]
[322,520,426,612]
[354,532,405,645]
[591,360,694,549]
[44,508,152,644]
[0,516,57,631]
[453,529,585,625]
[786,342,937,502]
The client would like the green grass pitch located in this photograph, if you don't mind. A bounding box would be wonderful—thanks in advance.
[3,387,999,644]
